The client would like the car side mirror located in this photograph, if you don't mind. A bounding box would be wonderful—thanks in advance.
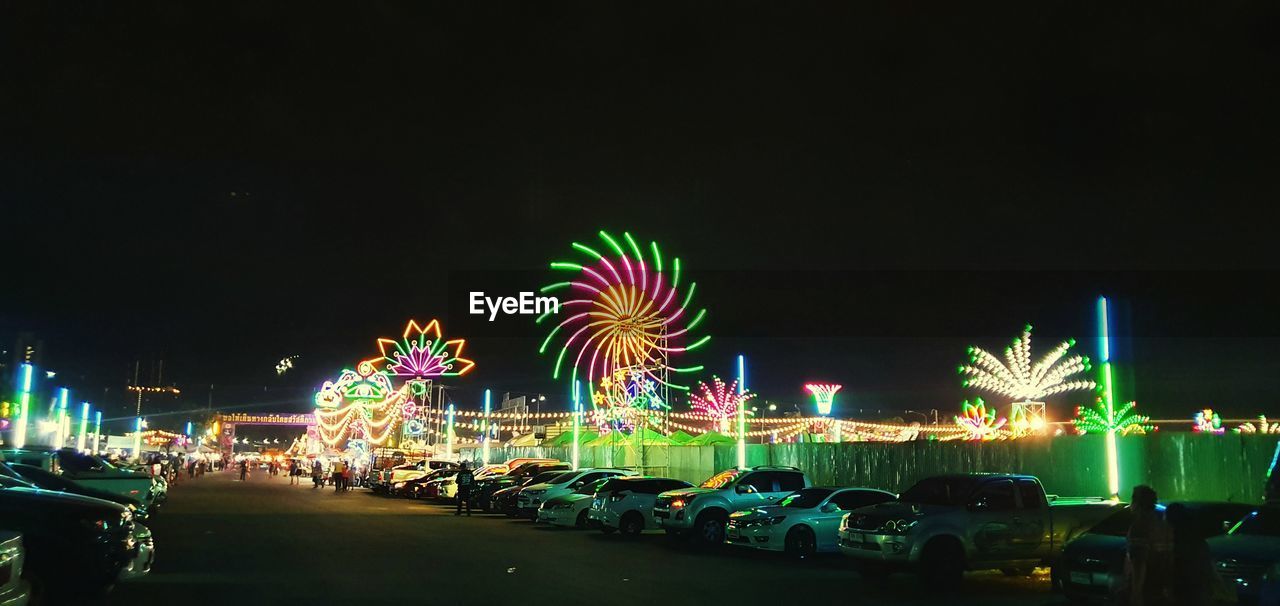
[735,484,755,494]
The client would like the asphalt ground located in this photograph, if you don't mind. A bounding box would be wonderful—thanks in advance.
[110,470,1068,606]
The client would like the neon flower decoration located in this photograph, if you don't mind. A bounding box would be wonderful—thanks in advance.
[804,383,843,416]
[538,231,708,391]
[1072,398,1153,436]
[959,325,1095,401]
[1192,408,1224,434]
[689,376,754,432]
[377,319,476,379]
[1235,416,1280,434]
[955,398,1007,441]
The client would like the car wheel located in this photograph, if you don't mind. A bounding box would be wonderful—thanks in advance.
[576,510,590,528]
[919,537,964,586]
[620,512,645,536]
[695,511,726,545]
[784,526,817,559]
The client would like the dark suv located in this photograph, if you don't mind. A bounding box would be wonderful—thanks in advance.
[471,462,570,512]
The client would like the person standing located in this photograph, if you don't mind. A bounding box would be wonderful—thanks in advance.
[454,461,475,516]
[239,459,248,481]
[312,460,323,488]
[332,459,344,492]
[342,461,352,492]
[1126,485,1172,606]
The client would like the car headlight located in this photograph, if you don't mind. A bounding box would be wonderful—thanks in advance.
[882,519,918,534]
[669,498,688,508]
[393,482,405,489]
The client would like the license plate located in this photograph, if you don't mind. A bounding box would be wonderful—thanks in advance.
[1070,571,1091,585]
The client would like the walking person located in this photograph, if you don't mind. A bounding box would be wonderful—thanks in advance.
[1125,485,1172,606]
[239,459,248,481]
[332,459,344,492]
[341,461,353,492]
[288,459,300,485]
[312,460,323,488]
[454,461,475,516]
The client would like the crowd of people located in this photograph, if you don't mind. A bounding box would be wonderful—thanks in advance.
[1125,485,1230,606]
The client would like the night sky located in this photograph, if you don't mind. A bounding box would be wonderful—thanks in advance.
[3,2,1279,435]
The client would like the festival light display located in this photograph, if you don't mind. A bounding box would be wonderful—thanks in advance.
[959,324,1094,401]
[590,367,670,433]
[689,376,754,433]
[954,398,1006,440]
[314,360,412,446]
[377,319,475,379]
[1192,408,1224,434]
[538,231,708,391]
[77,402,89,452]
[313,319,473,449]
[1073,399,1153,436]
[275,355,298,376]
[1236,416,1280,434]
[804,383,842,416]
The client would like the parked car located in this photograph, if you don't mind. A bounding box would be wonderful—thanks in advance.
[1053,501,1254,601]
[416,470,460,500]
[537,478,614,528]
[119,524,155,581]
[373,460,457,495]
[0,448,159,509]
[1210,505,1280,605]
[491,469,572,515]
[0,531,31,606]
[654,466,811,544]
[0,483,138,601]
[394,468,452,498]
[5,462,151,522]
[838,474,1119,583]
[727,487,897,558]
[516,468,637,520]
[590,476,693,536]
[472,462,570,512]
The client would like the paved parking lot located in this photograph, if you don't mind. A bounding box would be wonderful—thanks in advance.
[113,471,1068,606]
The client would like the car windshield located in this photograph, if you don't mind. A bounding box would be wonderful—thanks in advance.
[1231,507,1280,537]
[779,488,835,509]
[546,471,580,485]
[898,476,982,506]
[700,470,740,489]
[576,478,610,495]
[527,471,567,485]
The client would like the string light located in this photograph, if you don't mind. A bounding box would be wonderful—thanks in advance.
[959,324,1094,401]
[1192,408,1224,434]
[804,383,842,416]
[954,398,1007,441]
[1073,399,1153,436]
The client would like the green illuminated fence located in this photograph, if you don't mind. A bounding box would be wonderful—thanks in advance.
[468,433,1278,503]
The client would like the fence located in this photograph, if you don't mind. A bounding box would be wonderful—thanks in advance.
[463,433,1280,503]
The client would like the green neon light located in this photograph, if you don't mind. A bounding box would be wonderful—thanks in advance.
[623,232,644,264]
[672,258,681,289]
[686,308,707,331]
[651,241,663,272]
[598,231,624,257]
[551,262,584,271]
[535,310,554,325]
[681,283,697,309]
[572,242,603,260]
[685,335,711,351]
[538,325,563,354]
[552,346,569,379]
[540,282,572,293]
[668,365,704,373]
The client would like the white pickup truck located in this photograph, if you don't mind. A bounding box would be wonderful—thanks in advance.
[838,473,1119,583]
